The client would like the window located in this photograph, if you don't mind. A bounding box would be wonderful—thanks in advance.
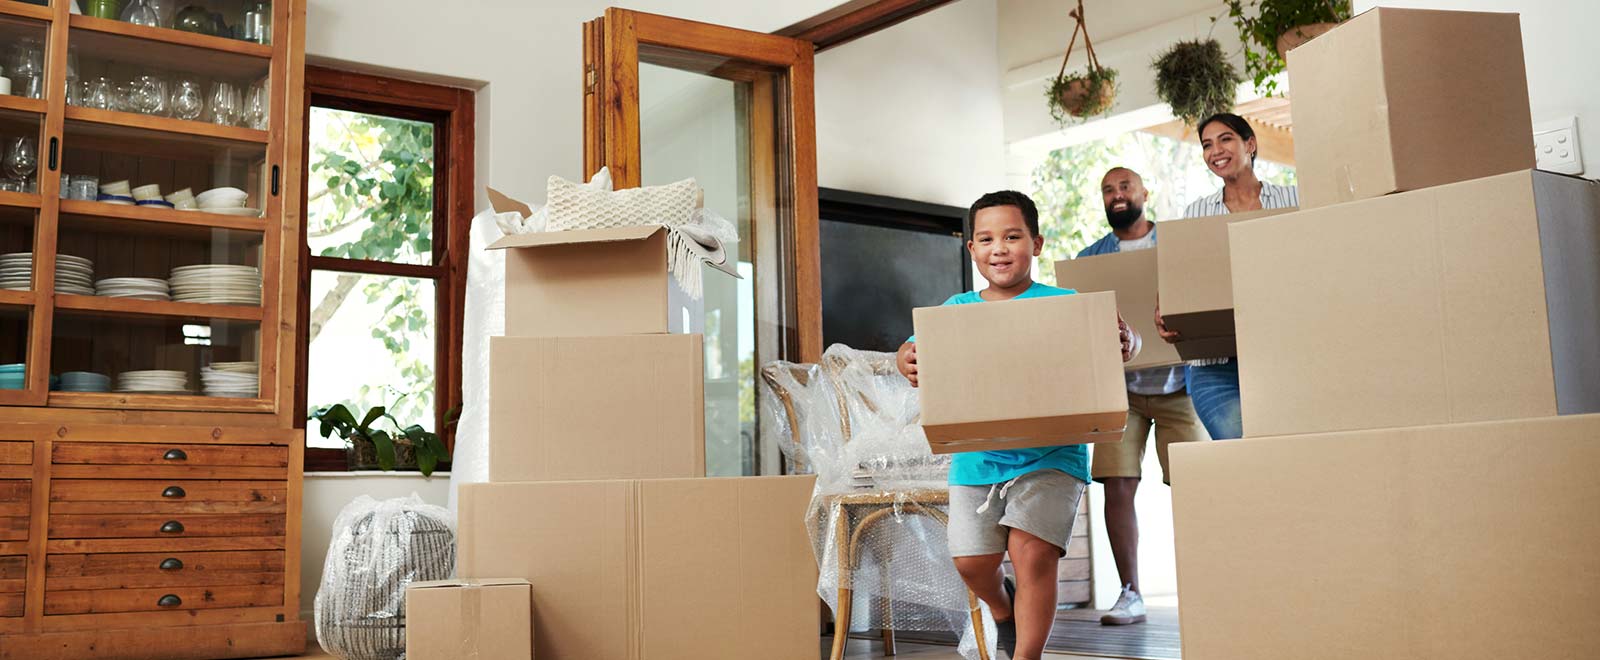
[296,68,473,472]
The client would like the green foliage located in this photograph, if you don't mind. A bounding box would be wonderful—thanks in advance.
[1046,66,1119,125]
[1153,39,1243,126]
[309,401,452,476]
[1222,0,1352,96]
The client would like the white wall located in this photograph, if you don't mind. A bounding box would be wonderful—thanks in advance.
[1352,0,1599,174]
[814,0,1007,207]
[300,472,452,618]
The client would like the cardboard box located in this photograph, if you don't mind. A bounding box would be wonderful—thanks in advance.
[457,476,818,660]
[1169,414,1600,660]
[489,333,706,482]
[1054,249,1182,370]
[1230,170,1600,438]
[487,188,735,338]
[1153,208,1294,361]
[405,578,533,660]
[1286,7,1533,209]
[913,291,1127,453]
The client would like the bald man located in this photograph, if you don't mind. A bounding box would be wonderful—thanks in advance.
[1072,167,1207,625]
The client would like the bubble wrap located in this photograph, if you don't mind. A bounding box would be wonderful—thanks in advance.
[544,173,697,231]
[762,344,995,660]
[315,495,457,660]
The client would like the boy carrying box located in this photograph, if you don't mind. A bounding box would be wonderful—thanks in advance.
[896,191,1137,660]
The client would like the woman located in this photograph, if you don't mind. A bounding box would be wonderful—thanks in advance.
[1157,112,1298,440]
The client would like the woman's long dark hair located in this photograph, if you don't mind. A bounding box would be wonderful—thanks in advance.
[1197,112,1256,164]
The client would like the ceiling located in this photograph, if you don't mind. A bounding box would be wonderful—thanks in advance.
[998,0,1222,72]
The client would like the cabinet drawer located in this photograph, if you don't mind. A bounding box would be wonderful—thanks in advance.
[50,480,288,515]
[46,551,285,590]
[45,584,283,615]
[0,480,27,542]
[49,514,285,539]
[52,443,289,468]
[1,555,24,618]
[0,442,29,464]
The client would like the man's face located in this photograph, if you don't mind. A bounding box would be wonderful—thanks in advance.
[1101,169,1147,230]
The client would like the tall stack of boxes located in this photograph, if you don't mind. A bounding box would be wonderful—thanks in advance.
[408,194,819,659]
[1170,8,1600,659]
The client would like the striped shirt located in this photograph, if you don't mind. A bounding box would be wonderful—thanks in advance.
[1181,181,1300,366]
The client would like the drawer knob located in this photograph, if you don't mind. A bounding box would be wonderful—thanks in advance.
[159,520,185,534]
[159,558,183,571]
[163,449,188,461]
[157,594,182,607]
[161,486,187,499]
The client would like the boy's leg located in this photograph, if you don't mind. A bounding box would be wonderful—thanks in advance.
[948,484,1015,621]
[995,469,1087,660]
[952,553,1010,621]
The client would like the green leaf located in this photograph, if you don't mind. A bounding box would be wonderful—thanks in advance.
[371,430,396,470]
[416,451,438,477]
[342,160,362,175]
[360,406,386,429]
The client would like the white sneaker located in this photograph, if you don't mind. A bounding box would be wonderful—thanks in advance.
[1100,585,1147,625]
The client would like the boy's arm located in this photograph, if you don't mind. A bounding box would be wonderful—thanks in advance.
[895,341,919,387]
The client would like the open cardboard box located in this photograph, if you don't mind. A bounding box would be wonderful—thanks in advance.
[1230,170,1600,438]
[486,188,737,338]
[1054,248,1182,370]
[913,291,1127,453]
[1286,7,1533,208]
[1154,207,1294,361]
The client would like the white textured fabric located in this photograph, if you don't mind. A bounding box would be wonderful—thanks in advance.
[545,174,698,231]
[445,208,505,513]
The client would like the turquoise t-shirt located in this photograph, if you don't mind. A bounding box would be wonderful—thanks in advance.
[908,281,1092,487]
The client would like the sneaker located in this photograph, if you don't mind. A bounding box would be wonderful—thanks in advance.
[995,576,1018,658]
[1100,585,1147,625]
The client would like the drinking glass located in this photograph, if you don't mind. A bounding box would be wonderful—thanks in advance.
[243,83,268,130]
[208,81,239,126]
[5,138,37,191]
[122,0,160,27]
[9,40,42,100]
[84,77,115,110]
[69,175,98,201]
[131,75,168,115]
[170,79,204,121]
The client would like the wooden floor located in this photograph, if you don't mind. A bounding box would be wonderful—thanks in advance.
[270,638,1114,659]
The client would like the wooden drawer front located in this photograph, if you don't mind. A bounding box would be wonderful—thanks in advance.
[52,443,289,468]
[0,480,28,542]
[0,441,29,464]
[50,480,288,515]
[1,555,23,617]
[45,584,284,615]
[46,551,285,591]
[49,514,285,540]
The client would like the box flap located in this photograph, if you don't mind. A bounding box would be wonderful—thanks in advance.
[487,224,667,251]
[408,577,532,591]
[486,186,534,218]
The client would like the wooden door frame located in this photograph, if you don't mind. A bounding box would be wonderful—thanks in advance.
[774,0,959,53]
[583,8,821,363]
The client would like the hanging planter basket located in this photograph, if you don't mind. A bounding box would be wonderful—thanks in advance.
[1153,38,1243,127]
[1045,0,1118,124]
[1274,21,1339,60]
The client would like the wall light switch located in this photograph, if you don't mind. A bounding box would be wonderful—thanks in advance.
[1533,116,1583,175]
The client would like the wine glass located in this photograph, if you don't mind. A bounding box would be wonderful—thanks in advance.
[5,138,37,193]
[243,83,268,130]
[121,0,161,27]
[131,75,168,116]
[208,82,239,126]
[8,40,42,100]
[170,79,204,121]
[84,77,115,110]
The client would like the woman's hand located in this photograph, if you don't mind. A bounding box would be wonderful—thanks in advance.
[896,342,919,387]
[1154,299,1180,344]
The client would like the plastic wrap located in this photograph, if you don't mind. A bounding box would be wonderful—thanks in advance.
[315,495,457,660]
[762,344,994,660]
[446,207,505,512]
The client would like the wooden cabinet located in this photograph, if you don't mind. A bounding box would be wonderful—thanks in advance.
[0,0,307,657]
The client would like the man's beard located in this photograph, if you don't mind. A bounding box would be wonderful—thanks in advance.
[1106,203,1143,230]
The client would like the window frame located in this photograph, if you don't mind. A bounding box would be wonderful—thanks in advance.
[295,67,474,473]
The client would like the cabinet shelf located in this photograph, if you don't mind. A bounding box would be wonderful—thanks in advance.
[65,106,269,146]
[0,95,45,117]
[0,2,50,22]
[0,289,30,307]
[55,293,262,322]
[69,14,272,79]
[60,199,266,235]
[48,391,271,413]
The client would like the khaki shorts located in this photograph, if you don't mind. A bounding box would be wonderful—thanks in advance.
[1091,390,1208,485]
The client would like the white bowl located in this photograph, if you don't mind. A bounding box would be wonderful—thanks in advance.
[131,184,162,201]
[195,187,248,209]
[100,179,131,195]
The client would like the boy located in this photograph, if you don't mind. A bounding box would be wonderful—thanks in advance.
[896,190,1137,660]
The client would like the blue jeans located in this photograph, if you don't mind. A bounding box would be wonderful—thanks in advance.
[1186,361,1242,440]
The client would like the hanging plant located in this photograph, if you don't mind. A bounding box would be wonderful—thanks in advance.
[1045,0,1119,124]
[1223,0,1352,96]
[1153,39,1243,126]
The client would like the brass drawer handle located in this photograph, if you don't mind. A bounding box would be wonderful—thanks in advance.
[161,486,186,498]
[157,594,182,607]
[163,449,188,461]
[159,520,185,534]
[159,558,184,571]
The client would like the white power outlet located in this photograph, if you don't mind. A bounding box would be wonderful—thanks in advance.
[1533,116,1583,175]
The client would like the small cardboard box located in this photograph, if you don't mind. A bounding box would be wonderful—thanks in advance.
[1230,170,1600,438]
[1169,414,1600,660]
[489,333,705,482]
[458,475,818,660]
[913,291,1127,453]
[1286,7,1533,209]
[1154,208,1295,361]
[486,188,735,338]
[1054,249,1182,370]
[405,578,533,660]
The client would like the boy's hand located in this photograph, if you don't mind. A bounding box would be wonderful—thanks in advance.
[1154,300,1181,344]
[896,342,919,387]
[1118,312,1141,363]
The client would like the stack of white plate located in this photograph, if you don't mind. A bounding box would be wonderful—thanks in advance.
[201,361,258,398]
[59,371,112,393]
[169,265,261,305]
[94,277,171,301]
[0,253,29,290]
[2,254,95,294]
[115,369,190,395]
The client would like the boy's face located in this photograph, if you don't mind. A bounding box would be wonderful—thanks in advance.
[968,205,1043,290]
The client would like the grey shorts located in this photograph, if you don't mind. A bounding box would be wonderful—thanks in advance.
[948,469,1086,557]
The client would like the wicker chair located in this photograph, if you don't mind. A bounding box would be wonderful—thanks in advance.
[762,350,989,660]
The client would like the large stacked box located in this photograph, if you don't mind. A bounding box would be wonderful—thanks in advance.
[408,191,818,659]
[1170,8,1600,659]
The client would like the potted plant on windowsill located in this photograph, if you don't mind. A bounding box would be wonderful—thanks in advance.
[310,401,452,476]
[1224,0,1353,95]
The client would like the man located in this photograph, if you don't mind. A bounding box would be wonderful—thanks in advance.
[1075,167,1209,625]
